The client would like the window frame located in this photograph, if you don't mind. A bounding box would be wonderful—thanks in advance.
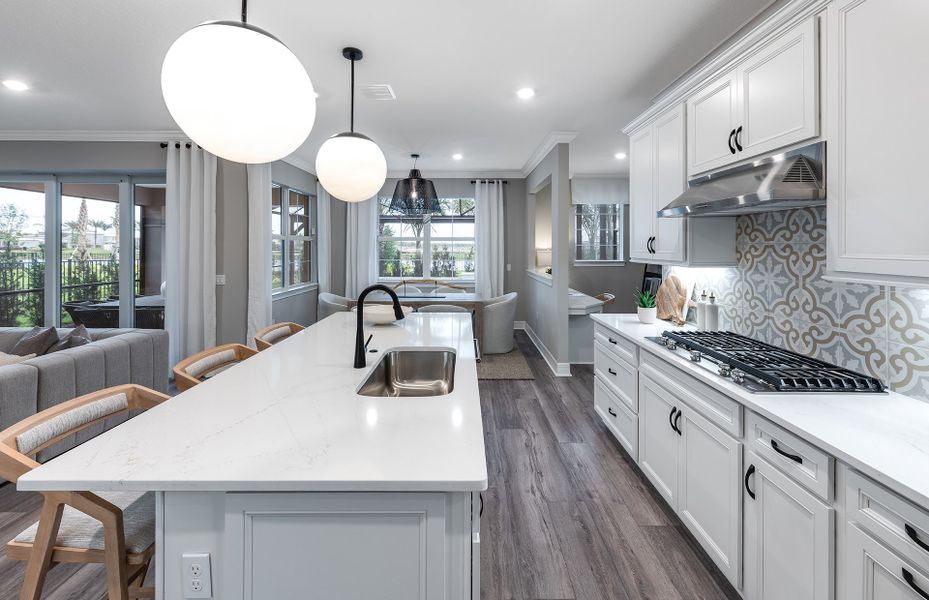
[376,197,476,283]
[271,182,317,295]
[573,202,626,266]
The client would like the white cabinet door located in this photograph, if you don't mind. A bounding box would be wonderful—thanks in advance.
[652,104,686,263]
[687,72,739,175]
[638,374,680,508]
[827,0,929,281]
[846,524,929,600]
[739,16,819,159]
[744,452,834,600]
[677,404,743,588]
[628,125,655,263]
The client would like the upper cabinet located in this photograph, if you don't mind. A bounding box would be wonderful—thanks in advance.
[826,0,929,283]
[687,16,820,177]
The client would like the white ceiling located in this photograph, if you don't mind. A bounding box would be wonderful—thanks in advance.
[0,0,773,176]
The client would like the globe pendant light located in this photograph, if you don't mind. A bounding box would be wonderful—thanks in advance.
[390,154,440,216]
[315,47,387,203]
[161,0,316,164]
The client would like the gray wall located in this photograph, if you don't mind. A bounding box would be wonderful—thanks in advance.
[215,160,249,344]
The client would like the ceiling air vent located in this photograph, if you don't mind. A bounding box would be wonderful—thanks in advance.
[359,84,396,100]
[782,157,816,183]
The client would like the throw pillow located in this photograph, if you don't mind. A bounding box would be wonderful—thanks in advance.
[9,326,58,356]
[0,351,35,366]
[47,325,92,353]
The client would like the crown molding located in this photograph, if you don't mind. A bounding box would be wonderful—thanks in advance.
[521,132,577,177]
[0,130,187,142]
[280,153,316,175]
[622,0,829,134]
[570,172,629,180]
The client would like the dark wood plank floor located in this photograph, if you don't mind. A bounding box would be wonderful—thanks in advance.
[0,331,738,599]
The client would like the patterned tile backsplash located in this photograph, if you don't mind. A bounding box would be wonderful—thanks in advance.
[668,206,929,402]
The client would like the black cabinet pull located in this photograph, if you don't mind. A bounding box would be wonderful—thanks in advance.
[650,237,656,254]
[906,524,929,554]
[771,439,803,463]
[607,368,617,376]
[646,236,654,254]
[674,411,682,436]
[735,126,743,151]
[728,129,736,154]
[745,464,756,500]
[904,568,929,600]
[608,407,618,418]
[479,493,484,518]
[669,407,678,432]
[608,337,618,345]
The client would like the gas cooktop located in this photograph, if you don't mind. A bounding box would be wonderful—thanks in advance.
[646,330,887,394]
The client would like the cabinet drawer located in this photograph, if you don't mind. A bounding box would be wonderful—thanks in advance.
[846,523,929,600]
[846,468,929,574]
[594,376,638,460]
[639,351,742,437]
[594,341,637,412]
[594,324,637,365]
[746,410,834,502]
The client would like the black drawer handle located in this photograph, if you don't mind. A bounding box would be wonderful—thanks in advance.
[745,464,756,500]
[608,337,618,345]
[735,125,743,151]
[904,568,929,600]
[607,368,617,376]
[674,411,682,436]
[607,407,617,418]
[771,439,803,464]
[728,129,736,154]
[906,524,929,554]
[669,407,678,433]
[479,492,484,518]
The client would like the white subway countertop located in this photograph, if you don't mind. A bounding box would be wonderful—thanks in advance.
[591,313,929,508]
[18,313,487,493]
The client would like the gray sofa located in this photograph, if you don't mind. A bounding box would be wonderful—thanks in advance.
[0,328,169,440]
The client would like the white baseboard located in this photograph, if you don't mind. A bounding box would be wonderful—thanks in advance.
[524,323,572,377]
[513,320,526,330]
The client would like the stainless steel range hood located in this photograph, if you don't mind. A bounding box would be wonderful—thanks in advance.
[658,142,825,218]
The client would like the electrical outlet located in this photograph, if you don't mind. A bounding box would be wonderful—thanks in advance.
[182,553,212,598]
[215,274,226,286]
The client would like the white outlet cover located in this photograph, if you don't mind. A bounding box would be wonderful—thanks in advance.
[215,274,226,286]
[182,552,212,598]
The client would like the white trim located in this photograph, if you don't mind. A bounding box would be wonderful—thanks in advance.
[272,282,319,300]
[386,169,524,179]
[0,130,187,142]
[573,260,627,267]
[526,269,553,286]
[521,132,577,177]
[524,322,571,377]
[280,153,316,175]
[823,270,929,290]
[513,320,526,330]
[622,0,830,134]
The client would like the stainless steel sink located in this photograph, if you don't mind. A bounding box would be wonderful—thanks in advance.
[357,349,456,397]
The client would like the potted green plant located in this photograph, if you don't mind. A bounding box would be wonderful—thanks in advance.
[633,289,658,324]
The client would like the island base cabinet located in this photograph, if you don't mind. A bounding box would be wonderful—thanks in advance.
[743,452,834,600]
[160,491,478,600]
[845,524,929,600]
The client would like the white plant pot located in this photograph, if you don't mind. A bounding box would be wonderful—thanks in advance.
[637,306,657,324]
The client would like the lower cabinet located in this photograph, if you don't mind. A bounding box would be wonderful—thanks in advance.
[743,451,834,600]
[638,371,742,587]
[845,524,929,600]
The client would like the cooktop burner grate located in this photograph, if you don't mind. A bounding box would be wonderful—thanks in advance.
[661,330,886,393]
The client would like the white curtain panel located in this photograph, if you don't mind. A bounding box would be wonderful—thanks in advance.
[165,143,218,369]
[316,182,332,294]
[344,197,379,298]
[475,180,505,298]
[246,164,272,347]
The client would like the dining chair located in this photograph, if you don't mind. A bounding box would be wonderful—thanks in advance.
[173,343,258,391]
[434,285,465,294]
[482,292,518,354]
[0,384,170,600]
[254,322,304,350]
[391,282,424,295]
[595,292,616,304]
[417,305,470,313]
[318,292,351,320]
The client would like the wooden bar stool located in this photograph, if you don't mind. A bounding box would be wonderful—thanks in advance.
[0,384,170,600]
[254,322,304,351]
[172,343,258,391]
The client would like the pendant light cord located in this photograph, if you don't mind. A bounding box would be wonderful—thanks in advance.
[350,57,355,133]
[241,0,247,23]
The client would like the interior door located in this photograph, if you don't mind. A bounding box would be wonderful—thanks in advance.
[846,524,929,600]
[637,375,680,508]
[739,16,819,159]
[744,452,834,600]
[687,71,739,176]
[628,126,655,263]
[652,105,687,262]
[677,404,743,587]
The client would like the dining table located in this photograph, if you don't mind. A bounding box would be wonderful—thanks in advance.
[347,292,487,345]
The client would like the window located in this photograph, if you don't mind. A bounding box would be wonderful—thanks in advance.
[377,197,475,280]
[574,203,624,262]
[0,183,46,327]
[272,184,316,291]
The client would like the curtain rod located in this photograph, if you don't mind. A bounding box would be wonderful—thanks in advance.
[470,180,508,184]
[160,142,193,149]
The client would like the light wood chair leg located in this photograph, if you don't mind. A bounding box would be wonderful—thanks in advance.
[19,499,64,600]
[101,511,130,600]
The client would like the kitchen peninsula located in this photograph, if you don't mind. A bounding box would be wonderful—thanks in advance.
[17,313,487,600]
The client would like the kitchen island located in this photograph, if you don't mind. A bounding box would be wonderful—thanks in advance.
[18,312,487,600]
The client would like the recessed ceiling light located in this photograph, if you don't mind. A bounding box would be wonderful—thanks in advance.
[614,152,627,160]
[452,153,463,161]
[516,87,535,100]
[2,80,29,92]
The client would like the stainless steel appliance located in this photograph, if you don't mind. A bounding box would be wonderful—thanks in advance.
[646,330,886,393]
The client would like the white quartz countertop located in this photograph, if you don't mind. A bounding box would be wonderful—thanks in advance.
[591,313,929,508]
[18,313,488,493]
